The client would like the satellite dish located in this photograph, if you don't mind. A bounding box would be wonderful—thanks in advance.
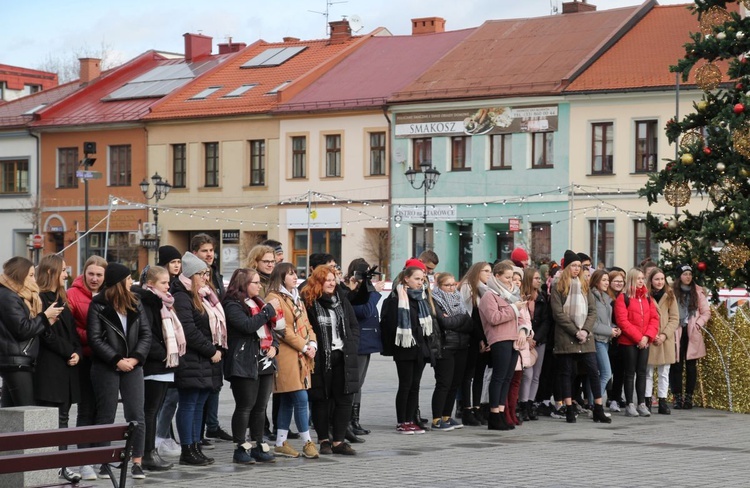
[349,15,364,33]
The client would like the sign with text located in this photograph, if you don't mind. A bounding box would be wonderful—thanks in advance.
[76,170,102,179]
[509,218,521,232]
[140,238,158,249]
[394,205,457,222]
[222,229,240,243]
[395,105,558,138]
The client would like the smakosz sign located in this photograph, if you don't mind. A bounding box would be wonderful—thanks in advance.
[394,205,457,222]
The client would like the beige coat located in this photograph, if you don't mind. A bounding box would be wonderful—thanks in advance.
[266,290,316,394]
[648,292,679,366]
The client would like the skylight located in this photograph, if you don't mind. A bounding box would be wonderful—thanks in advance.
[190,86,222,100]
[266,81,292,95]
[23,103,47,115]
[222,84,257,98]
[241,46,307,68]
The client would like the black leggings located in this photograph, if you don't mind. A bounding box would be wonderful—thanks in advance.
[0,371,34,407]
[608,341,625,404]
[432,348,468,419]
[395,355,425,423]
[621,345,649,405]
[557,352,601,400]
[461,344,489,408]
[670,329,697,397]
[489,341,518,408]
[230,374,274,445]
[35,399,73,451]
[144,380,170,452]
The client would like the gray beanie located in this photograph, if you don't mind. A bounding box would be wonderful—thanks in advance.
[181,251,208,278]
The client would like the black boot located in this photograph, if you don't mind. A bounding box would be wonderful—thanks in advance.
[179,445,208,466]
[592,404,612,424]
[192,442,214,465]
[478,404,490,426]
[345,425,365,443]
[462,408,480,426]
[350,403,370,435]
[673,394,683,410]
[658,398,671,415]
[414,409,430,431]
[518,401,530,422]
[487,412,511,431]
[683,394,694,410]
[566,405,577,423]
[527,401,539,421]
[142,449,173,471]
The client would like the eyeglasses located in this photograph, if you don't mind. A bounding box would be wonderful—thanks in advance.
[441,283,458,288]
[259,260,276,265]
[198,270,211,277]
[250,280,261,285]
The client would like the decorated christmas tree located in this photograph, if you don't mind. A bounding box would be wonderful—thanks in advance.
[641,0,750,296]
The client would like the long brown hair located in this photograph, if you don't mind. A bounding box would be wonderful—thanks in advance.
[301,266,334,307]
[3,256,34,287]
[268,263,296,294]
[104,279,137,314]
[246,245,275,270]
[673,268,699,313]
[521,268,539,301]
[647,267,675,308]
[225,268,257,302]
[589,269,608,295]
[36,254,67,302]
[459,261,490,306]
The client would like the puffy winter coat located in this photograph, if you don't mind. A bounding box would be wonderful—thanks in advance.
[171,280,223,391]
[0,285,50,372]
[648,291,679,366]
[613,288,660,347]
[433,300,473,351]
[66,275,95,357]
[380,291,439,362]
[222,296,277,380]
[675,286,710,361]
[132,286,176,377]
[529,290,552,345]
[87,293,151,369]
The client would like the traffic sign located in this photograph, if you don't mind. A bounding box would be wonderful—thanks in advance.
[75,170,102,179]
[32,234,43,249]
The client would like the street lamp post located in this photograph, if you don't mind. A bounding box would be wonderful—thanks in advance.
[404,160,440,254]
[140,172,172,264]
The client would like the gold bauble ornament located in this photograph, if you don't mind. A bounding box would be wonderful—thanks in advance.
[717,162,726,173]
[719,242,750,270]
[733,126,750,158]
[667,219,678,230]
[728,220,736,232]
[700,6,732,36]
[697,100,709,111]
[680,129,704,150]
[664,181,692,207]
[695,62,723,91]
[741,167,750,177]
[681,153,695,165]
[709,177,741,205]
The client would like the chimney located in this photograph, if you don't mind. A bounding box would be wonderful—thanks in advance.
[79,58,101,84]
[329,20,352,43]
[217,41,246,54]
[562,0,597,14]
[411,17,446,35]
[283,37,301,43]
[184,33,213,61]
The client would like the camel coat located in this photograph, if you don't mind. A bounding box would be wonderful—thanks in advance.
[266,290,316,393]
[648,292,679,366]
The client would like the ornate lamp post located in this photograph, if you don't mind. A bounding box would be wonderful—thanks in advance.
[140,172,171,264]
[404,160,440,253]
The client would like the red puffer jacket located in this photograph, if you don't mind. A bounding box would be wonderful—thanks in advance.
[67,275,94,357]
[614,286,660,346]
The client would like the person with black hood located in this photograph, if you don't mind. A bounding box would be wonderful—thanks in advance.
[341,258,383,438]
[87,262,152,479]
[132,266,186,472]
[171,252,226,466]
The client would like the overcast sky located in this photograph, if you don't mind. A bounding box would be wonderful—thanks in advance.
[3,0,692,71]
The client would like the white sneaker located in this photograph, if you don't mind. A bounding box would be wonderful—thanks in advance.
[637,403,652,417]
[157,437,181,457]
[79,465,97,481]
[624,403,639,417]
[609,400,621,412]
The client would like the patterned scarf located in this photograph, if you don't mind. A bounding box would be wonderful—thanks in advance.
[486,275,522,304]
[395,284,433,347]
[563,277,588,330]
[431,286,468,317]
[245,296,273,350]
[0,274,42,318]
[199,285,227,349]
[313,293,347,371]
[145,285,186,367]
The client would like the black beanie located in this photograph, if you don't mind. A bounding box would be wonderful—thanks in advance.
[677,263,692,277]
[105,263,131,287]
[576,252,591,264]
[158,245,182,267]
[563,250,580,268]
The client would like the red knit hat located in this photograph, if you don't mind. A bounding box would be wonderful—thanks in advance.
[404,258,427,271]
[511,247,529,263]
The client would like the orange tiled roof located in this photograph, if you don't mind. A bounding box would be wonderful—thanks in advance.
[146,31,379,120]
[390,5,646,103]
[565,4,730,92]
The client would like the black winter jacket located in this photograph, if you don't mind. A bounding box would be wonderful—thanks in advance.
[222,297,277,380]
[132,286,176,377]
[0,285,50,372]
[530,291,553,345]
[305,292,361,396]
[87,293,151,369]
[33,291,81,404]
[434,300,473,351]
[380,292,440,363]
[171,279,223,390]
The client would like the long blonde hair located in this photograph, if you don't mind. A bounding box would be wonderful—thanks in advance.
[556,265,589,296]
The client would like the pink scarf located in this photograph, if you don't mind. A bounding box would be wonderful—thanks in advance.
[199,285,227,349]
[145,285,186,367]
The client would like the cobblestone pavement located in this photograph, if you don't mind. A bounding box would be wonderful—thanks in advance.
[75,355,749,487]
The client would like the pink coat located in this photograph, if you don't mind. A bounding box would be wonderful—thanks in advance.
[478,290,531,347]
[675,287,710,361]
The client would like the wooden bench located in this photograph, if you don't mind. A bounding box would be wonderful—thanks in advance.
[0,421,136,488]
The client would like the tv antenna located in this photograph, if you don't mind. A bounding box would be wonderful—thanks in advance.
[309,0,348,35]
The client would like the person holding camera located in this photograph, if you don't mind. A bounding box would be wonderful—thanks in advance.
[342,258,384,437]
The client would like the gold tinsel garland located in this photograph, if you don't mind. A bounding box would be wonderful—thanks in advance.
[695,62,723,91]
[695,305,750,413]
[708,177,741,205]
[734,125,750,157]
[664,181,692,207]
[680,129,704,150]
[700,6,732,36]
[719,243,750,270]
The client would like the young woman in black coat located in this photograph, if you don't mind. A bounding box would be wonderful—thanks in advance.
[34,254,82,483]
[87,263,152,479]
[302,266,360,456]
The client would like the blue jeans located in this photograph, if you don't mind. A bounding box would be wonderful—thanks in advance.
[156,387,179,439]
[588,341,611,405]
[176,388,211,446]
[204,388,221,431]
[277,390,309,433]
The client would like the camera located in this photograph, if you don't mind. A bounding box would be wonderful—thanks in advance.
[354,265,381,293]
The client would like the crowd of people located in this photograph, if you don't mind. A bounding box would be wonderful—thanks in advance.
[0,240,712,480]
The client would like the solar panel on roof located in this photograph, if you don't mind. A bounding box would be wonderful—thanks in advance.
[241,46,307,68]
[103,60,219,101]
